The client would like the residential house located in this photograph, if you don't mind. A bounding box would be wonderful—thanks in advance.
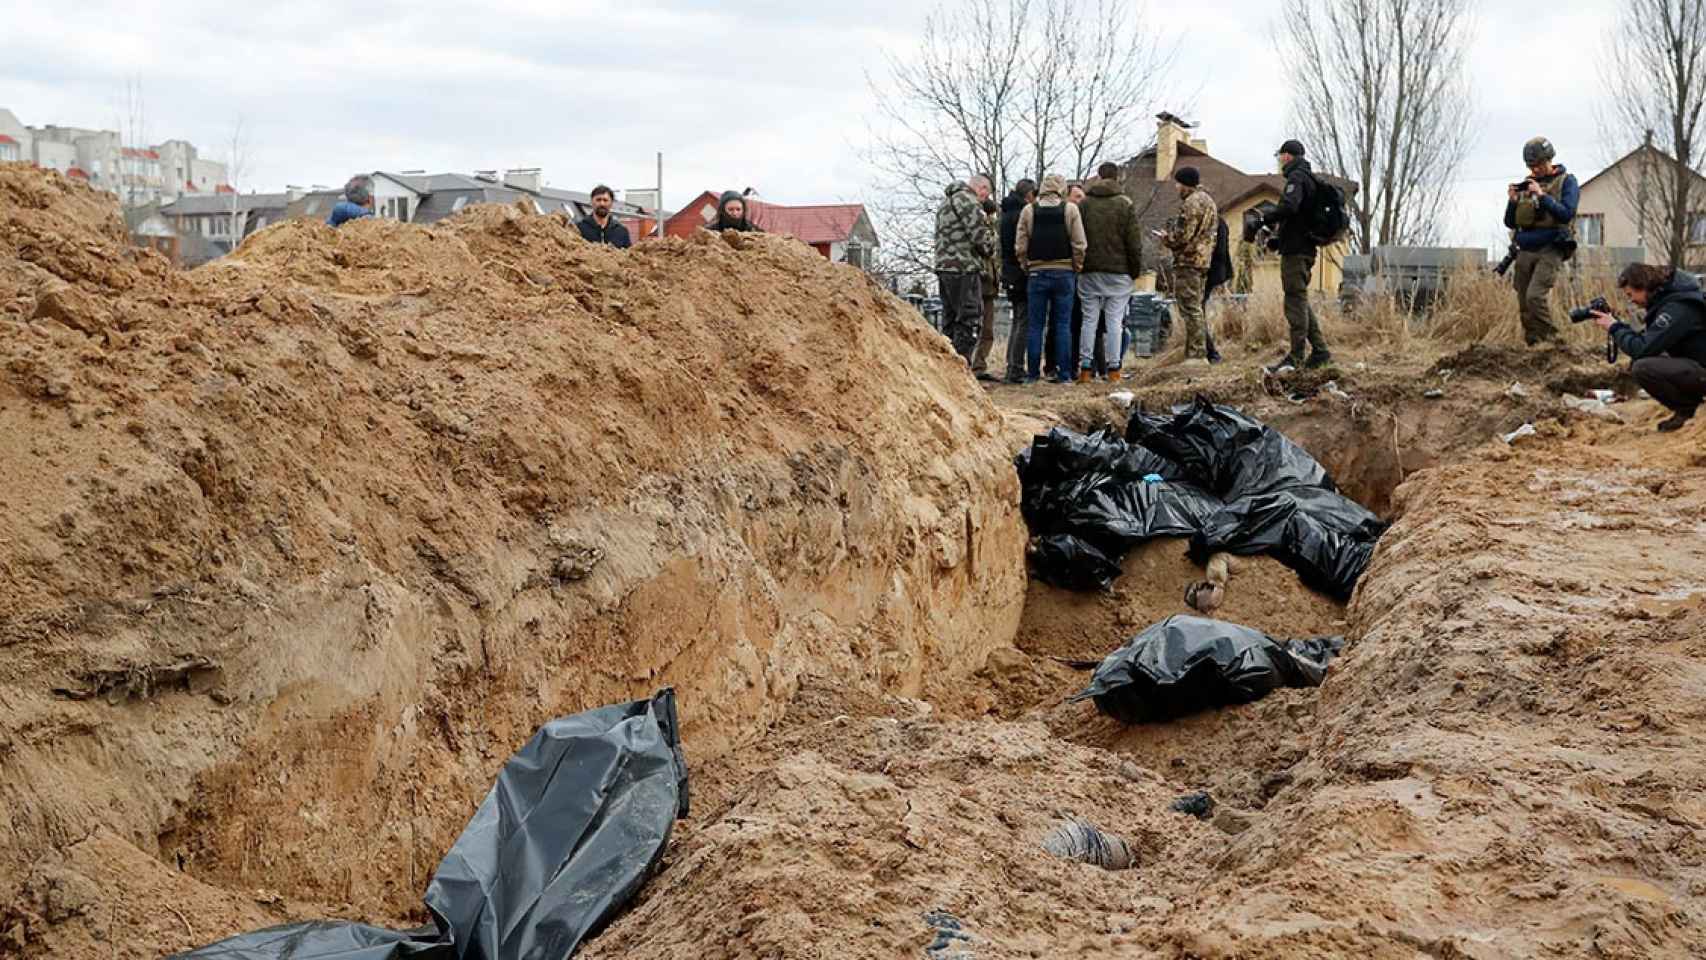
[158,192,293,265]
[1572,144,1706,268]
[0,107,229,204]
[284,169,659,234]
[664,190,880,269]
[1121,114,1359,298]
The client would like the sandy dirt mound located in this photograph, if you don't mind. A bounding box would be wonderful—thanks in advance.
[0,164,1026,956]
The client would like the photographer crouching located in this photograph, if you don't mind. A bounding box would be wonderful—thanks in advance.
[1589,263,1706,432]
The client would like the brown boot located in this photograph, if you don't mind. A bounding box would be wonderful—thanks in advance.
[1076,368,1092,384]
[1105,367,1122,383]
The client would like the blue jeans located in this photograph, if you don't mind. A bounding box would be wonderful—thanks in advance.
[1026,269,1076,380]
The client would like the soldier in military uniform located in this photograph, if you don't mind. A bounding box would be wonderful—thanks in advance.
[935,174,997,365]
[1503,137,1580,345]
[1158,166,1217,365]
[971,195,1002,381]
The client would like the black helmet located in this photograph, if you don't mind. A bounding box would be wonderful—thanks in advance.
[1522,137,1555,166]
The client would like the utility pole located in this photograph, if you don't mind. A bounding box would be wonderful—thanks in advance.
[656,151,664,239]
[1638,127,1654,255]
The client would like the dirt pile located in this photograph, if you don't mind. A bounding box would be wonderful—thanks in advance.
[0,164,1026,956]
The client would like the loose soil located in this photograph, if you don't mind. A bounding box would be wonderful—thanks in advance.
[5,164,1705,959]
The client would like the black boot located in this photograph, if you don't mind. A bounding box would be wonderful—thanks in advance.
[1658,408,1696,432]
[1304,350,1334,370]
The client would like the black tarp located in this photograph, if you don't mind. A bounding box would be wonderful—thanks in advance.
[1073,615,1344,723]
[174,690,689,960]
[1017,398,1386,597]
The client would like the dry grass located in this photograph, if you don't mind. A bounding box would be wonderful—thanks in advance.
[1203,264,1620,355]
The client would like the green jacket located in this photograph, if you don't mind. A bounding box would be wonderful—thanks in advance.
[1078,179,1142,277]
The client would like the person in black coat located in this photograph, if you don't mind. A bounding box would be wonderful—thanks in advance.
[999,179,1037,383]
[709,190,760,232]
[1592,263,1706,431]
[577,184,632,248]
[1261,139,1332,372]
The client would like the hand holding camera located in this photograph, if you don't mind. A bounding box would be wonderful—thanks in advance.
[1568,296,1611,324]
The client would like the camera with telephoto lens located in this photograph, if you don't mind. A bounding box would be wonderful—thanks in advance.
[1568,296,1611,323]
[1494,243,1519,277]
[1511,179,1536,193]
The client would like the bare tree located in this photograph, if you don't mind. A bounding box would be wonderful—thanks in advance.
[865,0,1179,280]
[226,117,252,251]
[1600,0,1706,267]
[1277,0,1477,252]
[115,76,149,209]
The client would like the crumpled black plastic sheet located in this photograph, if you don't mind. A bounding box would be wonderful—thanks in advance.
[1017,398,1386,597]
[173,690,689,960]
[1073,615,1344,723]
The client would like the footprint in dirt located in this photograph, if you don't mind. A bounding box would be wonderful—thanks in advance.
[923,910,978,958]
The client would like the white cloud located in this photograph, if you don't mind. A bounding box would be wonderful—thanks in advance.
[0,0,1619,248]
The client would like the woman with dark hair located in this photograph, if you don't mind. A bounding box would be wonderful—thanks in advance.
[1591,262,1706,431]
[708,191,760,232]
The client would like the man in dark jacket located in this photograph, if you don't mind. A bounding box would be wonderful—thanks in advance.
[1504,137,1579,345]
[935,175,997,366]
[577,185,632,248]
[1592,263,1706,431]
[1262,139,1332,373]
[999,179,1037,383]
[1076,162,1143,381]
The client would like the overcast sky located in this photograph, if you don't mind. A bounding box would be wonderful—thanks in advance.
[3,0,1618,251]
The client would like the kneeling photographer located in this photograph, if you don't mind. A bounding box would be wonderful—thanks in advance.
[1590,263,1706,432]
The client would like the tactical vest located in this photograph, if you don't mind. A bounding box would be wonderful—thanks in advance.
[1027,203,1071,262]
[1514,170,1573,239]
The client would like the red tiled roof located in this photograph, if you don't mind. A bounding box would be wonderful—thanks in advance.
[0,135,17,145]
[215,184,235,194]
[747,201,867,245]
[122,147,161,160]
[67,167,89,180]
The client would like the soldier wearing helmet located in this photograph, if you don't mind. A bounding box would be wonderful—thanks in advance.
[1503,137,1580,345]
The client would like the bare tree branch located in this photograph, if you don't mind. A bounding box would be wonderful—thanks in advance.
[1276,0,1477,251]
[1600,0,1706,267]
[864,0,1179,283]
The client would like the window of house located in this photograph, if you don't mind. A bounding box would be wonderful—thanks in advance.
[1578,213,1604,247]
[0,143,17,162]
[452,196,468,213]
[1692,212,1706,245]
[700,202,716,223]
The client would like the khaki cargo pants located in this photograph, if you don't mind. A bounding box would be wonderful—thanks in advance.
[1511,249,1563,345]
[1281,252,1329,362]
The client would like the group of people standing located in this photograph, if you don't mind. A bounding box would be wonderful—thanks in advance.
[933,139,1337,385]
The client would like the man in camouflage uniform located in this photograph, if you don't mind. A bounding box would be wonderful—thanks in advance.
[1159,166,1217,364]
[935,174,997,365]
[1503,136,1580,346]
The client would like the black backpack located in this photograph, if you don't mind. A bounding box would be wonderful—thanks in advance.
[1306,174,1350,246]
[1206,219,1232,290]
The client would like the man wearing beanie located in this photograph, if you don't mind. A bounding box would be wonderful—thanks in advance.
[1159,165,1217,364]
[1075,161,1143,382]
[1262,139,1332,372]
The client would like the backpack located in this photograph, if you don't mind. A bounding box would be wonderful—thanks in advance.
[1206,218,1233,291]
[1306,174,1350,246]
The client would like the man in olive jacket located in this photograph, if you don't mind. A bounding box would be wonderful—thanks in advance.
[1076,162,1143,381]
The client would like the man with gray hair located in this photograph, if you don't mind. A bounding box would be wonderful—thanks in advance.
[327,174,375,228]
[934,173,996,365]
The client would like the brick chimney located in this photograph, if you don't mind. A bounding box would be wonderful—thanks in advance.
[504,168,542,192]
[1155,114,1195,181]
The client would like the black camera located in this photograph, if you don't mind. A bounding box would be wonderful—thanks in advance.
[1511,179,1536,192]
[1493,243,1519,277]
[1568,296,1611,323]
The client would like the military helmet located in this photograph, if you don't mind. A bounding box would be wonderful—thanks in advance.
[1522,137,1555,166]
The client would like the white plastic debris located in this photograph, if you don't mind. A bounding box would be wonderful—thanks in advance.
[1502,423,1537,444]
[1588,389,1616,403]
[1562,394,1625,422]
[1323,380,1352,401]
[1504,382,1530,399]
[1423,388,1445,399]
[1108,390,1136,408]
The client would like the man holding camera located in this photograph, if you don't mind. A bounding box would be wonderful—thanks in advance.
[1590,263,1706,432]
[1504,137,1580,346]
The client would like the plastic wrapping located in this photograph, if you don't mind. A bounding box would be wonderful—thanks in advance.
[1073,615,1344,723]
[1018,398,1384,595]
[175,690,689,960]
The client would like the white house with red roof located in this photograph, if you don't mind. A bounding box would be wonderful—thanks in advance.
[0,107,229,206]
[664,190,879,270]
